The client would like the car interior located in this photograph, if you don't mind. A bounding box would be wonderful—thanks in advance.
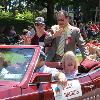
[45,60,100,76]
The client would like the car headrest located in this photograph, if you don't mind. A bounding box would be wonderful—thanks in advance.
[79,58,100,73]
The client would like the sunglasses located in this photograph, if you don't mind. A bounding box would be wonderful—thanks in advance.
[35,23,44,26]
[57,19,65,21]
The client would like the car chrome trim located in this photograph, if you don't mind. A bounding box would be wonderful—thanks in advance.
[84,84,94,90]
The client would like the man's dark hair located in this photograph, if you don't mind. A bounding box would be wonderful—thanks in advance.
[40,56,46,61]
[58,10,69,18]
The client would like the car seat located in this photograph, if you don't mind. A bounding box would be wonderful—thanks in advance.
[78,58,100,73]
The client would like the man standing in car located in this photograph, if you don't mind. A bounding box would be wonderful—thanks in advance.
[44,10,89,61]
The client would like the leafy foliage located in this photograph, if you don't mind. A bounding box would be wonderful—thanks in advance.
[15,11,33,22]
[0,0,99,30]
[0,11,13,18]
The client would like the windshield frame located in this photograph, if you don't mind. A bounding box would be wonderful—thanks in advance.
[0,45,41,82]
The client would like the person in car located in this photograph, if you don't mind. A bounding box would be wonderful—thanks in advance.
[35,51,67,86]
[44,10,89,62]
[0,53,9,78]
[61,51,79,79]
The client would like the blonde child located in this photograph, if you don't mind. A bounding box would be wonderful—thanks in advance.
[61,51,79,79]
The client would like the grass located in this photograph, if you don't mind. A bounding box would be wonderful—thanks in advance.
[76,53,83,63]
[4,52,26,64]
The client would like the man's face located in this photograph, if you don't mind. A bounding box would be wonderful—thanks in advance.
[57,13,69,28]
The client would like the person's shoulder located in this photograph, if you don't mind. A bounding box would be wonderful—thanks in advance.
[43,65,58,71]
[70,25,80,33]
[70,25,80,31]
[43,65,50,69]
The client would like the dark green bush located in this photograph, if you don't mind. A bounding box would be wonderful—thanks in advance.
[0,11,40,34]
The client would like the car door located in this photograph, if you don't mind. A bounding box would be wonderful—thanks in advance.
[20,73,54,100]
[74,73,96,100]
[88,68,100,100]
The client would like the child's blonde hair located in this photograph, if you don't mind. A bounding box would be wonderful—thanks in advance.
[61,51,79,70]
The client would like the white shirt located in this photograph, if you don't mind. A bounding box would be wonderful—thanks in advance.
[36,65,60,80]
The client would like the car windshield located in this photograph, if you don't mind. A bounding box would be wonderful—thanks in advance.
[0,48,35,82]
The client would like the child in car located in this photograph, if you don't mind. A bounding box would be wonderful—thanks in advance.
[35,51,67,86]
[61,51,79,79]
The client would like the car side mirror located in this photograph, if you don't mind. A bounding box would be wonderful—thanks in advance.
[29,73,52,86]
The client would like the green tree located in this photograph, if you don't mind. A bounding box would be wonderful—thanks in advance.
[72,0,99,22]
[30,0,73,26]
[30,0,55,26]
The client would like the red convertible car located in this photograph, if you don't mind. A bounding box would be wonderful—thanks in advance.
[0,45,99,100]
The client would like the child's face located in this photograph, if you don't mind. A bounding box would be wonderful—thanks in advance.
[63,55,76,73]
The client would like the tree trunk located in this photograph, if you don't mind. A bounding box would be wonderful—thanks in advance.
[47,0,55,27]
[3,0,7,11]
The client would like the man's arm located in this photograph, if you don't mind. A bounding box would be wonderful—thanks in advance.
[75,28,89,59]
[44,25,64,46]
